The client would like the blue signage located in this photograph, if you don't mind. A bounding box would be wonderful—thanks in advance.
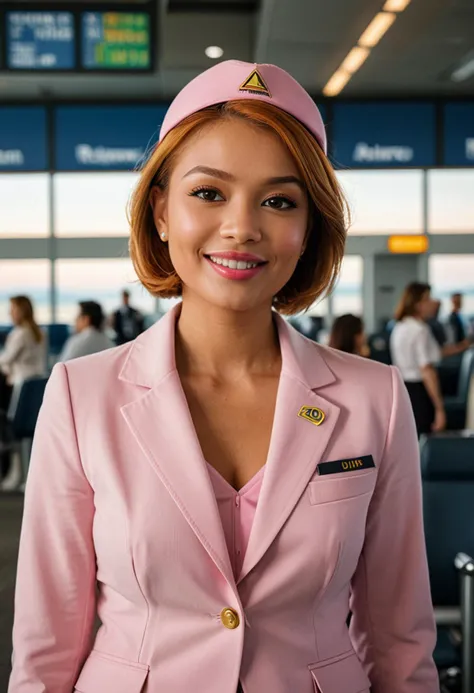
[6,11,75,70]
[444,103,474,166]
[332,102,436,168]
[0,107,47,170]
[54,106,168,171]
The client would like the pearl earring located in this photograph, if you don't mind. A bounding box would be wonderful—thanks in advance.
[161,232,166,240]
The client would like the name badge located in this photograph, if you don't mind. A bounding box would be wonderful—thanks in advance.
[317,455,375,476]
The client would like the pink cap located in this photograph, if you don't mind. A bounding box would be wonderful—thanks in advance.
[159,60,327,153]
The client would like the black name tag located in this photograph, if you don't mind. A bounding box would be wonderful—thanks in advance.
[317,455,375,476]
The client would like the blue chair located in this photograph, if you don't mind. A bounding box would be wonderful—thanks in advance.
[46,323,70,356]
[0,324,12,348]
[420,432,474,681]
[368,331,392,365]
[1,376,48,490]
[9,376,48,439]
[445,349,474,430]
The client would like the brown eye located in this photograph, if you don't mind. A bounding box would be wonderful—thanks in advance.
[263,196,296,210]
[190,188,224,202]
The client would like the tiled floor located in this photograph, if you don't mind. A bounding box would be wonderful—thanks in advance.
[0,493,23,692]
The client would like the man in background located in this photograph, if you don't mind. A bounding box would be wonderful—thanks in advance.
[447,293,466,344]
[59,301,113,362]
[110,290,144,346]
[427,299,447,347]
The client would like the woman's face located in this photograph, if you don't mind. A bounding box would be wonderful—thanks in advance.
[416,291,432,320]
[355,329,368,357]
[9,302,21,325]
[151,117,309,314]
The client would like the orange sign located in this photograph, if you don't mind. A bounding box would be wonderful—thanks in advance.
[388,235,429,254]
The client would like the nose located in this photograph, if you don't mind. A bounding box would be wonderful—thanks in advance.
[219,198,262,244]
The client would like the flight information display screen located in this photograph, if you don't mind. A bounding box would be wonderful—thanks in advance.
[81,12,151,70]
[6,11,75,70]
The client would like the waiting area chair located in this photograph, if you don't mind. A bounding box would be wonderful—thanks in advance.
[368,331,391,365]
[45,323,70,368]
[420,432,474,689]
[0,376,48,491]
[445,349,474,430]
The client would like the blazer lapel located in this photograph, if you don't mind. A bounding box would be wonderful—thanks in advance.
[119,306,235,588]
[119,307,341,589]
[238,316,340,584]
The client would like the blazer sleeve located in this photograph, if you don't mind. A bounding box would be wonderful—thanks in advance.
[8,363,97,693]
[349,366,438,693]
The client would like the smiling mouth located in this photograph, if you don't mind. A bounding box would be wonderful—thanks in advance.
[206,254,267,270]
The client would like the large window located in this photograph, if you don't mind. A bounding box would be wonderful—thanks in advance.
[429,255,474,319]
[0,174,50,237]
[0,260,51,323]
[428,171,474,234]
[336,170,424,235]
[332,255,363,316]
[55,258,155,324]
[54,173,138,236]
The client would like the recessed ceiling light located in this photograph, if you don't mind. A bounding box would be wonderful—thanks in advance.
[340,46,371,74]
[359,12,397,48]
[205,46,224,59]
[323,70,352,97]
[383,0,411,11]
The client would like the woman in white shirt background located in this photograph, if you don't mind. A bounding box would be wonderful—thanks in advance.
[390,282,470,436]
[0,296,46,412]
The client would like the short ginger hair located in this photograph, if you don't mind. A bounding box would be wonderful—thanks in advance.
[129,100,349,315]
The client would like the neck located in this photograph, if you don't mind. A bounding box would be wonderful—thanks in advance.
[175,296,281,382]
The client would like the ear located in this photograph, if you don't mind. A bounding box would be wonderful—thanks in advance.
[150,185,169,238]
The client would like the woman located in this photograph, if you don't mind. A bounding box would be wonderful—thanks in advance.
[0,296,45,410]
[390,282,468,436]
[328,314,368,356]
[9,62,438,693]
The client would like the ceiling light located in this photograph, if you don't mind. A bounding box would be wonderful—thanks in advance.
[323,70,352,97]
[359,12,397,48]
[383,0,411,11]
[205,46,224,59]
[340,46,371,73]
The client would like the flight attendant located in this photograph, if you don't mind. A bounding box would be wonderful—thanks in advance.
[9,61,438,693]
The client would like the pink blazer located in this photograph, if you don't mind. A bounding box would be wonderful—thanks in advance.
[9,305,438,693]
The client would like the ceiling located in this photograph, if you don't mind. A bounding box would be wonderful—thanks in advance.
[0,0,473,101]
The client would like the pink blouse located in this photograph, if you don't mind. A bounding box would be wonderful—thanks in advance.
[207,464,265,579]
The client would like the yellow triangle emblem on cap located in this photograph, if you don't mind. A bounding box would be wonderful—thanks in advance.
[239,68,271,97]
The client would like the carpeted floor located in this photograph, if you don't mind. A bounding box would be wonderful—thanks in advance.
[0,492,23,692]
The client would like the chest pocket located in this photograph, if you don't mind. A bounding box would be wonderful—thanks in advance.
[308,471,376,506]
[74,650,149,693]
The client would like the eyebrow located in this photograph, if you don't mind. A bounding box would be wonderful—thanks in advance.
[183,165,305,191]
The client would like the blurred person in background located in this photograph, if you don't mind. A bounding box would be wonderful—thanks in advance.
[328,314,369,357]
[110,289,145,345]
[447,292,467,344]
[59,300,113,362]
[0,296,46,412]
[390,283,469,436]
[426,299,447,348]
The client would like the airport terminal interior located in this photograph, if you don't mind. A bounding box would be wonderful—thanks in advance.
[0,0,474,691]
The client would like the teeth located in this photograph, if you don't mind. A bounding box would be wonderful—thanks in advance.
[209,255,259,270]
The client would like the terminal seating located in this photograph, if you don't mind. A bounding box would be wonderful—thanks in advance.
[444,349,474,430]
[44,323,70,367]
[0,376,48,491]
[0,325,11,349]
[420,432,474,679]
[438,353,464,398]
[368,331,392,365]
